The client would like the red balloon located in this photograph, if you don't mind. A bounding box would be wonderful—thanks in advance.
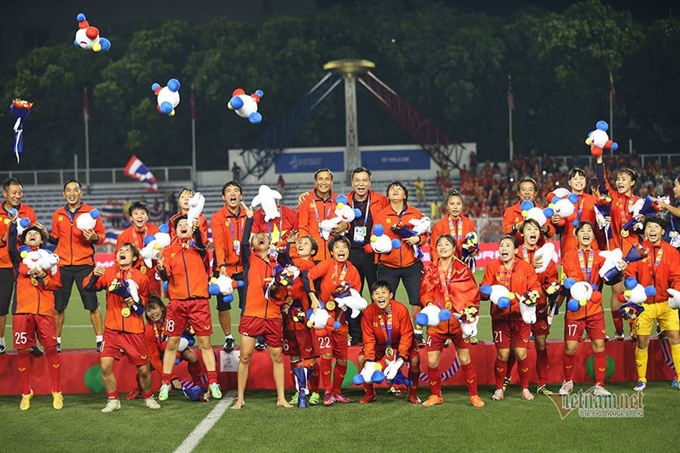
[591,291,603,304]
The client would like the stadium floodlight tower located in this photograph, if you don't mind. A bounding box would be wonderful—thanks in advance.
[322,59,375,182]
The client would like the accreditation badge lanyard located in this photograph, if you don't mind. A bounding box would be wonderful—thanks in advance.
[350,194,371,225]
[227,210,245,257]
[448,216,463,245]
[578,249,594,282]
[437,260,455,310]
[378,304,394,356]
[520,246,534,265]
[646,246,663,277]
[313,196,333,234]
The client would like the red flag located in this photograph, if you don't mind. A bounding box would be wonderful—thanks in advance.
[609,71,617,106]
[190,85,196,121]
[507,76,515,111]
[83,86,90,121]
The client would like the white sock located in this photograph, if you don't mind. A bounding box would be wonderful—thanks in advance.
[96,335,103,343]
[414,329,422,335]
[225,334,233,339]
[57,337,62,344]
[0,338,5,346]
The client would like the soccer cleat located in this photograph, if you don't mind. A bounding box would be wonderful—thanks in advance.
[52,391,64,410]
[96,341,103,353]
[126,385,142,401]
[308,392,321,405]
[333,393,352,403]
[158,383,171,401]
[255,341,267,351]
[671,377,679,389]
[521,389,535,401]
[360,392,377,404]
[593,385,611,397]
[414,332,425,346]
[630,334,637,342]
[469,337,479,345]
[289,392,299,405]
[144,396,161,409]
[559,380,574,395]
[502,376,511,393]
[101,399,121,413]
[614,329,625,341]
[209,382,223,399]
[407,393,422,405]
[30,346,44,357]
[469,395,485,408]
[56,343,62,353]
[537,385,553,396]
[491,389,504,401]
[323,391,335,406]
[633,381,646,392]
[422,394,444,407]
[20,390,34,411]
[0,344,5,354]
[223,337,235,353]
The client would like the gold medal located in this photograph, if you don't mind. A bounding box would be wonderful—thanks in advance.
[445,302,453,310]
[286,296,294,304]
[121,307,131,318]
[30,277,38,286]
[140,265,147,274]
[621,229,629,238]
[325,300,336,311]
[385,347,393,357]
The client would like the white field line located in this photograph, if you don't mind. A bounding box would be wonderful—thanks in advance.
[173,390,236,453]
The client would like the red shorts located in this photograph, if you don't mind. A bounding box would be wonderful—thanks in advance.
[101,330,149,367]
[491,319,531,349]
[314,329,348,361]
[426,330,471,353]
[530,318,550,337]
[239,316,283,349]
[166,298,213,337]
[565,311,607,342]
[283,328,318,360]
[12,313,57,349]
[361,342,420,361]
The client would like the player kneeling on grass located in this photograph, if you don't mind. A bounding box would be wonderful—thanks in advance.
[481,235,541,401]
[8,222,63,410]
[624,217,680,392]
[84,243,160,412]
[231,204,292,410]
[420,234,484,408]
[357,280,421,405]
[157,215,222,402]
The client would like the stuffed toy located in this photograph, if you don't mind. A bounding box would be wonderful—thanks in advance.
[585,120,618,157]
[519,200,553,226]
[599,244,648,283]
[563,278,602,312]
[461,231,478,271]
[20,246,59,276]
[186,192,205,228]
[415,303,452,327]
[75,209,101,231]
[390,217,431,258]
[618,277,656,320]
[519,290,540,324]
[10,98,33,163]
[319,194,361,241]
[152,79,181,116]
[266,265,300,299]
[594,195,613,241]
[480,284,513,309]
[453,306,479,338]
[108,278,143,316]
[533,242,559,274]
[621,195,667,233]
[74,13,111,52]
[352,361,385,386]
[544,191,579,227]
[208,274,244,304]
[306,307,340,335]
[227,89,264,124]
[367,224,401,254]
[335,288,368,319]
[252,185,283,222]
[140,224,171,267]
[7,208,31,236]
[667,288,680,310]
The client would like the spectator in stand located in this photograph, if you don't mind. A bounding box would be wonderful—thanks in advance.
[50,180,105,353]
[430,200,441,220]
[0,177,37,355]
[232,163,242,183]
[414,177,426,205]
[277,175,286,196]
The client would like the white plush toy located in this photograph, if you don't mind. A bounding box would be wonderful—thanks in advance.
[383,357,405,382]
[208,274,244,304]
[227,88,264,124]
[140,224,172,268]
[21,247,59,276]
[598,248,624,283]
[152,79,181,116]
[352,361,385,386]
[74,13,111,52]
[563,278,603,312]
[415,303,452,327]
[319,194,361,240]
[618,277,656,320]
[369,224,401,254]
[668,288,680,310]
[409,217,432,235]
[585,120,618,157]
[519,290,540,325]
[454,306,479,339]
[75,209,101,231]
[526,207,548,226]
[306,308,339,334]
[480,284,513,309]
[252,185,282,222]
[534,242,559,274]
[335,288,368,319]
[186,192,205,228]
[7,208,31,236]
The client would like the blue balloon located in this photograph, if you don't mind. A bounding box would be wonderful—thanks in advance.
[255,90,264,97]
[520,200,534,211]
[568,193,579,204]
[333,321,341,330]
[391,239,402,249]
[236,281,244,288]
[19,218,31,228]
[160,102,174,115]
[611,142,618,151]
[374,224,384,236]
[544,208,555,218]
[624,277,638,290]
[99,38,111,52]
[480,284,492,296]
[567,299,581,312]
[249,112,262,124]
[159,224,170,234]
[90,209,100,219]
[439,309,452,322]
[151,83,160,92]
[645,286,657,297]
[230,96,244,110]
[222,294,234,304]
[77,13,86,22]
[563,278,575,290]
[352,375,365,386]
[596,120,609,131]
[208,283,220,296]
[336,194,348,204]
[498,297,510,310]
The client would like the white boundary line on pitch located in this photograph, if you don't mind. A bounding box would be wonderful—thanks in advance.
[173,390,236,453]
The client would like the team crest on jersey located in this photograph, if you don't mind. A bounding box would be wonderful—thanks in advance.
[203,325,210,330]
[309,203,315,208]
[171,252,177,258]
[385,218,391,224]
[58,215,64,222]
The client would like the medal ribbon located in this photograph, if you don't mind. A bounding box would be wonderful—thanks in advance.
[332,262,348,286]
[447,216,463,244]
[378,304,393,351]
[646,246,664,276]
[227,210,245,257]
[520,246,533,264]
[152,322,166,345]
[578,249,594,282]
[497,259,515,288]
[618,195,637,229]
[437,260,455,305]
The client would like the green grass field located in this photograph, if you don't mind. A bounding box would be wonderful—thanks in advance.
[2,272,679,453]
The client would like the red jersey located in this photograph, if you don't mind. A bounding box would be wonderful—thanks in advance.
[297,190,339,261]
[284,251,315,332]
[210,206,247,276]
[481,257,541,321]
[306,258,362,334]
[361,300,414,360]
[116,223,161,292]
[50,202,106,266]
[502,201,555,245]
[429,214,476,261]
[0,203,36,269]
[251,205,299,242]
[83,265,150,333]
[562,247,606,320]
[516,244,559,318]
[596,162,640,254]
[373,203,428,268]
[160,240,209,300]
[625,240,680,304]
[12,253,61,316]
[558,193,598,253]
[420,257,480,335]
